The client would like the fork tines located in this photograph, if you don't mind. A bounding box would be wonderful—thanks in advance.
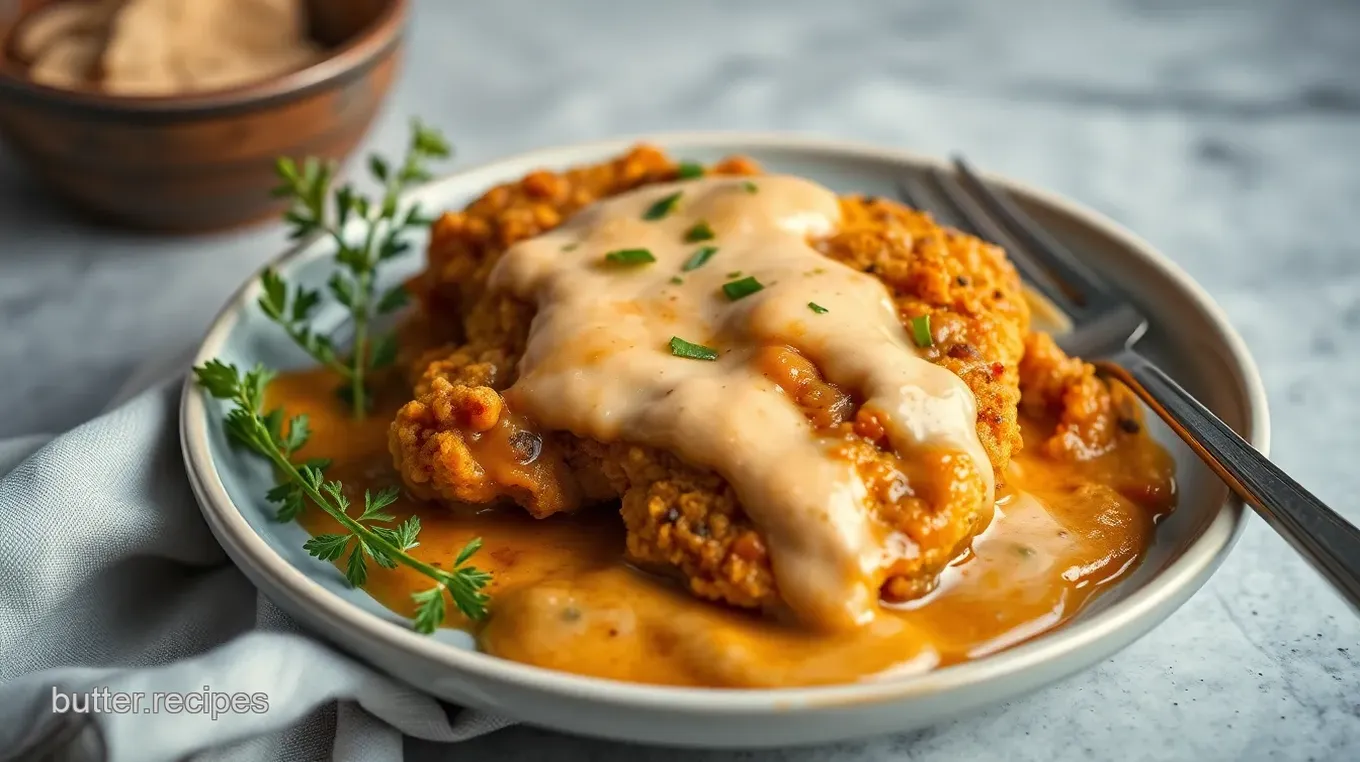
[896,160,1117,321]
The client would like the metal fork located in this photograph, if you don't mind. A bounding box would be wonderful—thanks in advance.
[897,159,1360,613]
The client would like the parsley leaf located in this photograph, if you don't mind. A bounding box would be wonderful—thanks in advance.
[722,276,765,301]
[684,221,715,243]
[682,246,718,271]
[643,191,683,220]
[677,161,704,179]
[266,119,452,419]
[909,314,934,348]
[193,360,493,633]
[604,248,656,265]
[669,336,719,361]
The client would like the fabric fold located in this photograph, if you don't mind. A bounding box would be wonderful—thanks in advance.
[0,377,512,762]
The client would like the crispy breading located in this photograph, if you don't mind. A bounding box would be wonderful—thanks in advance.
[819,195,1028,475]
[1017,331,1144,460]
[399,145,760,382]
[390,146,1123,615]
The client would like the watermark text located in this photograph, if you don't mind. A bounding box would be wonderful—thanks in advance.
[51,686,269,720]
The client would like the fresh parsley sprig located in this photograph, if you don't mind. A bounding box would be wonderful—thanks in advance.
[264,119,451,418]
[193,359,492,632]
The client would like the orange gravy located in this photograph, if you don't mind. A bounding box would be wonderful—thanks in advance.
[269,367,1175,688]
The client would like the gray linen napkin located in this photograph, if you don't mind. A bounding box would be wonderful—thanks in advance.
[0,375,513,761]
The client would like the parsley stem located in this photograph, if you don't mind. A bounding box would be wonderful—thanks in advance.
[280,322,353,380]
[347,167,408,418]
[350,201,382,419]
[243,410,475,613]
[196,357,489,629]
[349,267,371,419]
[269,121,451,422]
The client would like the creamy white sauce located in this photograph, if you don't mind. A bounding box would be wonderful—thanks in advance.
[488,175,994,630]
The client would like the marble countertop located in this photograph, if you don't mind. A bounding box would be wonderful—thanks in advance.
[2,0,1357,759]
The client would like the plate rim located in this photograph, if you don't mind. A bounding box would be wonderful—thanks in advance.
[180,130,1269,713]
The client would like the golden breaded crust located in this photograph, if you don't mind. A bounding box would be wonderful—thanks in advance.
[390,377,581,516]
[1018,331,1143,459]
[399,146,760,382]
[391,146,1125,614]
[819,196,1028,475]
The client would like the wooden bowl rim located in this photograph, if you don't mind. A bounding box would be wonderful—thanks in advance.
[0,0,406,118]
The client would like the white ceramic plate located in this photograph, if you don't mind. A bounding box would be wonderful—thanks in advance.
[180,133,1267,748]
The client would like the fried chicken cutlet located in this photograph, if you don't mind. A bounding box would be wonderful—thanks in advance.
[390,146,1131,629]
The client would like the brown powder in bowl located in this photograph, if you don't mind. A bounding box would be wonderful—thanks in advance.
[12,0,324,95]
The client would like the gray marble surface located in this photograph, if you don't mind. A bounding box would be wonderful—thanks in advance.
[2,0,1358,759]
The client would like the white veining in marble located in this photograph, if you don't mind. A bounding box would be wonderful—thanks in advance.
[1,0,1357,759]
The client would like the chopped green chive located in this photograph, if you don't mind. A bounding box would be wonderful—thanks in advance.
[604,248,656,265]
[742,181,758,194]
[808,302,829,314]
[561,243,579,252]
[684,221,715,243]
[682,246,718,271]
[722,276,765,301]
[909,314,933,348]
[669,336,718,361]
[677,161,704,179]
[643,191,683,220]
[726,271,742,278]
[670,276,684,285]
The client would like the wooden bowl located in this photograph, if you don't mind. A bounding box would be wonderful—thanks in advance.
[0,0,405,232]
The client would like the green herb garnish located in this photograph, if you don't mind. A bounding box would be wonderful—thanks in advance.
[684,221,715,243]
[193,360,491,633]
[677,161,704,179]
[723,276,765,301]
[909,314,934,348]
[643,191,683,220]
[670,276,684,285]
[682,246,718,272]
[604,248,656,265]
[808,302,829,314]
[726,271,742,278]
[266,119,449,419]
[669,336,719,361]
[742,181,758,194]
[561,242,579,252]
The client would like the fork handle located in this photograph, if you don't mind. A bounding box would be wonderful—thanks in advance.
[1099,349,1360,613]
